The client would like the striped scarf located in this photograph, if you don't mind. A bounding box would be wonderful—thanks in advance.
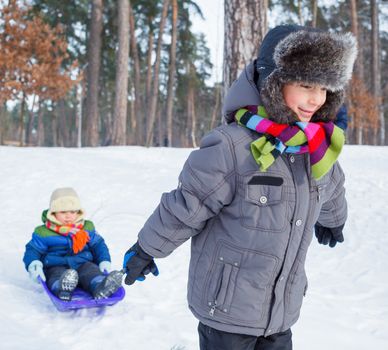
[235,105,345,179]
[46,220,90,254]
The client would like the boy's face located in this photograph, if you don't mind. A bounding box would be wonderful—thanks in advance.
[54,211,79,225]
[282,83,327,122]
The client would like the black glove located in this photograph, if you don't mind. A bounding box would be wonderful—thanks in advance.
[315,222,345,248]
[122,242,159,285]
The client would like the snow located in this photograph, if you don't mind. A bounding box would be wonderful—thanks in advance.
[1,145,387,349]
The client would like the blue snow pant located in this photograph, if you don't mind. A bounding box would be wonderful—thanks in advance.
[198,322,292,350]
[45,262,102,294]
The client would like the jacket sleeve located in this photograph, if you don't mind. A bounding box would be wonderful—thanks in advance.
[138,128,236,258]
[317,162,347,228]
[23,233,48,270]
[88,230,111,264]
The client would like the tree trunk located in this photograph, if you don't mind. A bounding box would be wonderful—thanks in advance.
[185,77,191,148]
[102,91,113,145]
[129,2,142,145]
[127,87,137,140]
[223,0,267,103]
[19,94,26,146]
[37,102,44,146]
[52,110,58,147]
[145,25,154,106]
[145,22,154,142]
[298,0,304,25]
[76,82,83,148]
[0,103,6,145]
[25,94,37,146]
[311,0,318,28]
[129,93,136,144]
[349,0,364,145]
[85,0,103,146]
[357,126,363,145]
[186,63,197,148]
[57,100,68,147]
[166,0,178,147]
[112,0,130,145]
[371,0,384,145]
[146,0,170,147]
[349,0,364,81]
[157,107,163,146]
[210,84,221,130]
[189,85,197,148]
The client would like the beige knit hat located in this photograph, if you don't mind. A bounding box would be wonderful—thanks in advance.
[48,187,83,213]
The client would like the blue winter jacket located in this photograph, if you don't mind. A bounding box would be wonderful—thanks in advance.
[335,104,348,131]
[23,210,111,270]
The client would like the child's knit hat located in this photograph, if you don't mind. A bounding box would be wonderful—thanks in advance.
[48,187,83,213]
[256,25,357,124]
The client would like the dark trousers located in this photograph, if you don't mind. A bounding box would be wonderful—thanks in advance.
[198,322,292,350]
[45,262,102,293]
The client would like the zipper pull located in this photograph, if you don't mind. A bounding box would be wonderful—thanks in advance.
[209,305,216,316]
[317,186,322,203]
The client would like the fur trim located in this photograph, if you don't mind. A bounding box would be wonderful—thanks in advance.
[273,31,357,91]
[260,29,357,124]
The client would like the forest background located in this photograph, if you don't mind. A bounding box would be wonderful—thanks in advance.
[0,0,387,148]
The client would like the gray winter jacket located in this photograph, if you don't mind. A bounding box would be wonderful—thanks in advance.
[138,63,347,337]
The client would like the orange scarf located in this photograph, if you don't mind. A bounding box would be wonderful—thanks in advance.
[46,220,90,254]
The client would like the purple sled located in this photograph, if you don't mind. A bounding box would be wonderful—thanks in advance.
[39,277,125,312]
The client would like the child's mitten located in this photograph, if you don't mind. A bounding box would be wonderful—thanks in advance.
[99,261,112,273]
[28,260,46,283]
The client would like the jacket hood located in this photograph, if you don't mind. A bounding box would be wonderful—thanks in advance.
[222,62,261,124]
[41,209,48,224]
[42,209,85,226]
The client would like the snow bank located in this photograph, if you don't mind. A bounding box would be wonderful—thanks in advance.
[1,145,387,349]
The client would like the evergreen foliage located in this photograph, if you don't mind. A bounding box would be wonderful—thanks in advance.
[0,0,387,146]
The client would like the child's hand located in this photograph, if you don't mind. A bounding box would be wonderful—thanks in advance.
[315,222,344,248]
[99,261,112,273]
[28,260,46,283]
[123,242,159,285]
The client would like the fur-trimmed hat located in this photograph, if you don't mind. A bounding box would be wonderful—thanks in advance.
[48,187,83,213]
[256,25,357,124]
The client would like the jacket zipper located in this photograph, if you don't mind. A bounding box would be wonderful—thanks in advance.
[209,301,217,316]
[208,264,225,317]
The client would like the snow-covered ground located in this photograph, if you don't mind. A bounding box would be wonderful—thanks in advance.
[0,145,387,350]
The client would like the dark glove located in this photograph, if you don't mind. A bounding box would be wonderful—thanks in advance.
[315,222,345,248]
[123,242,159,285]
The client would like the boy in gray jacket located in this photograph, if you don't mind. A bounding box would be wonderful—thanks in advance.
[123,25,357,349]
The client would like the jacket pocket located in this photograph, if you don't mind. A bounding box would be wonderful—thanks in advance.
[206,245,241,315]
[204,241,278,325]
[209,263,238,314]
[240,175,294,232]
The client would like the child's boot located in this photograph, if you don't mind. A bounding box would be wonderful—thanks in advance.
[52,269,79,301]
[91,270,123,299]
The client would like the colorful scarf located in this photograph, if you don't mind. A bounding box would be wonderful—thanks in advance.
[235,105,345,179]
[46,220,90,254]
